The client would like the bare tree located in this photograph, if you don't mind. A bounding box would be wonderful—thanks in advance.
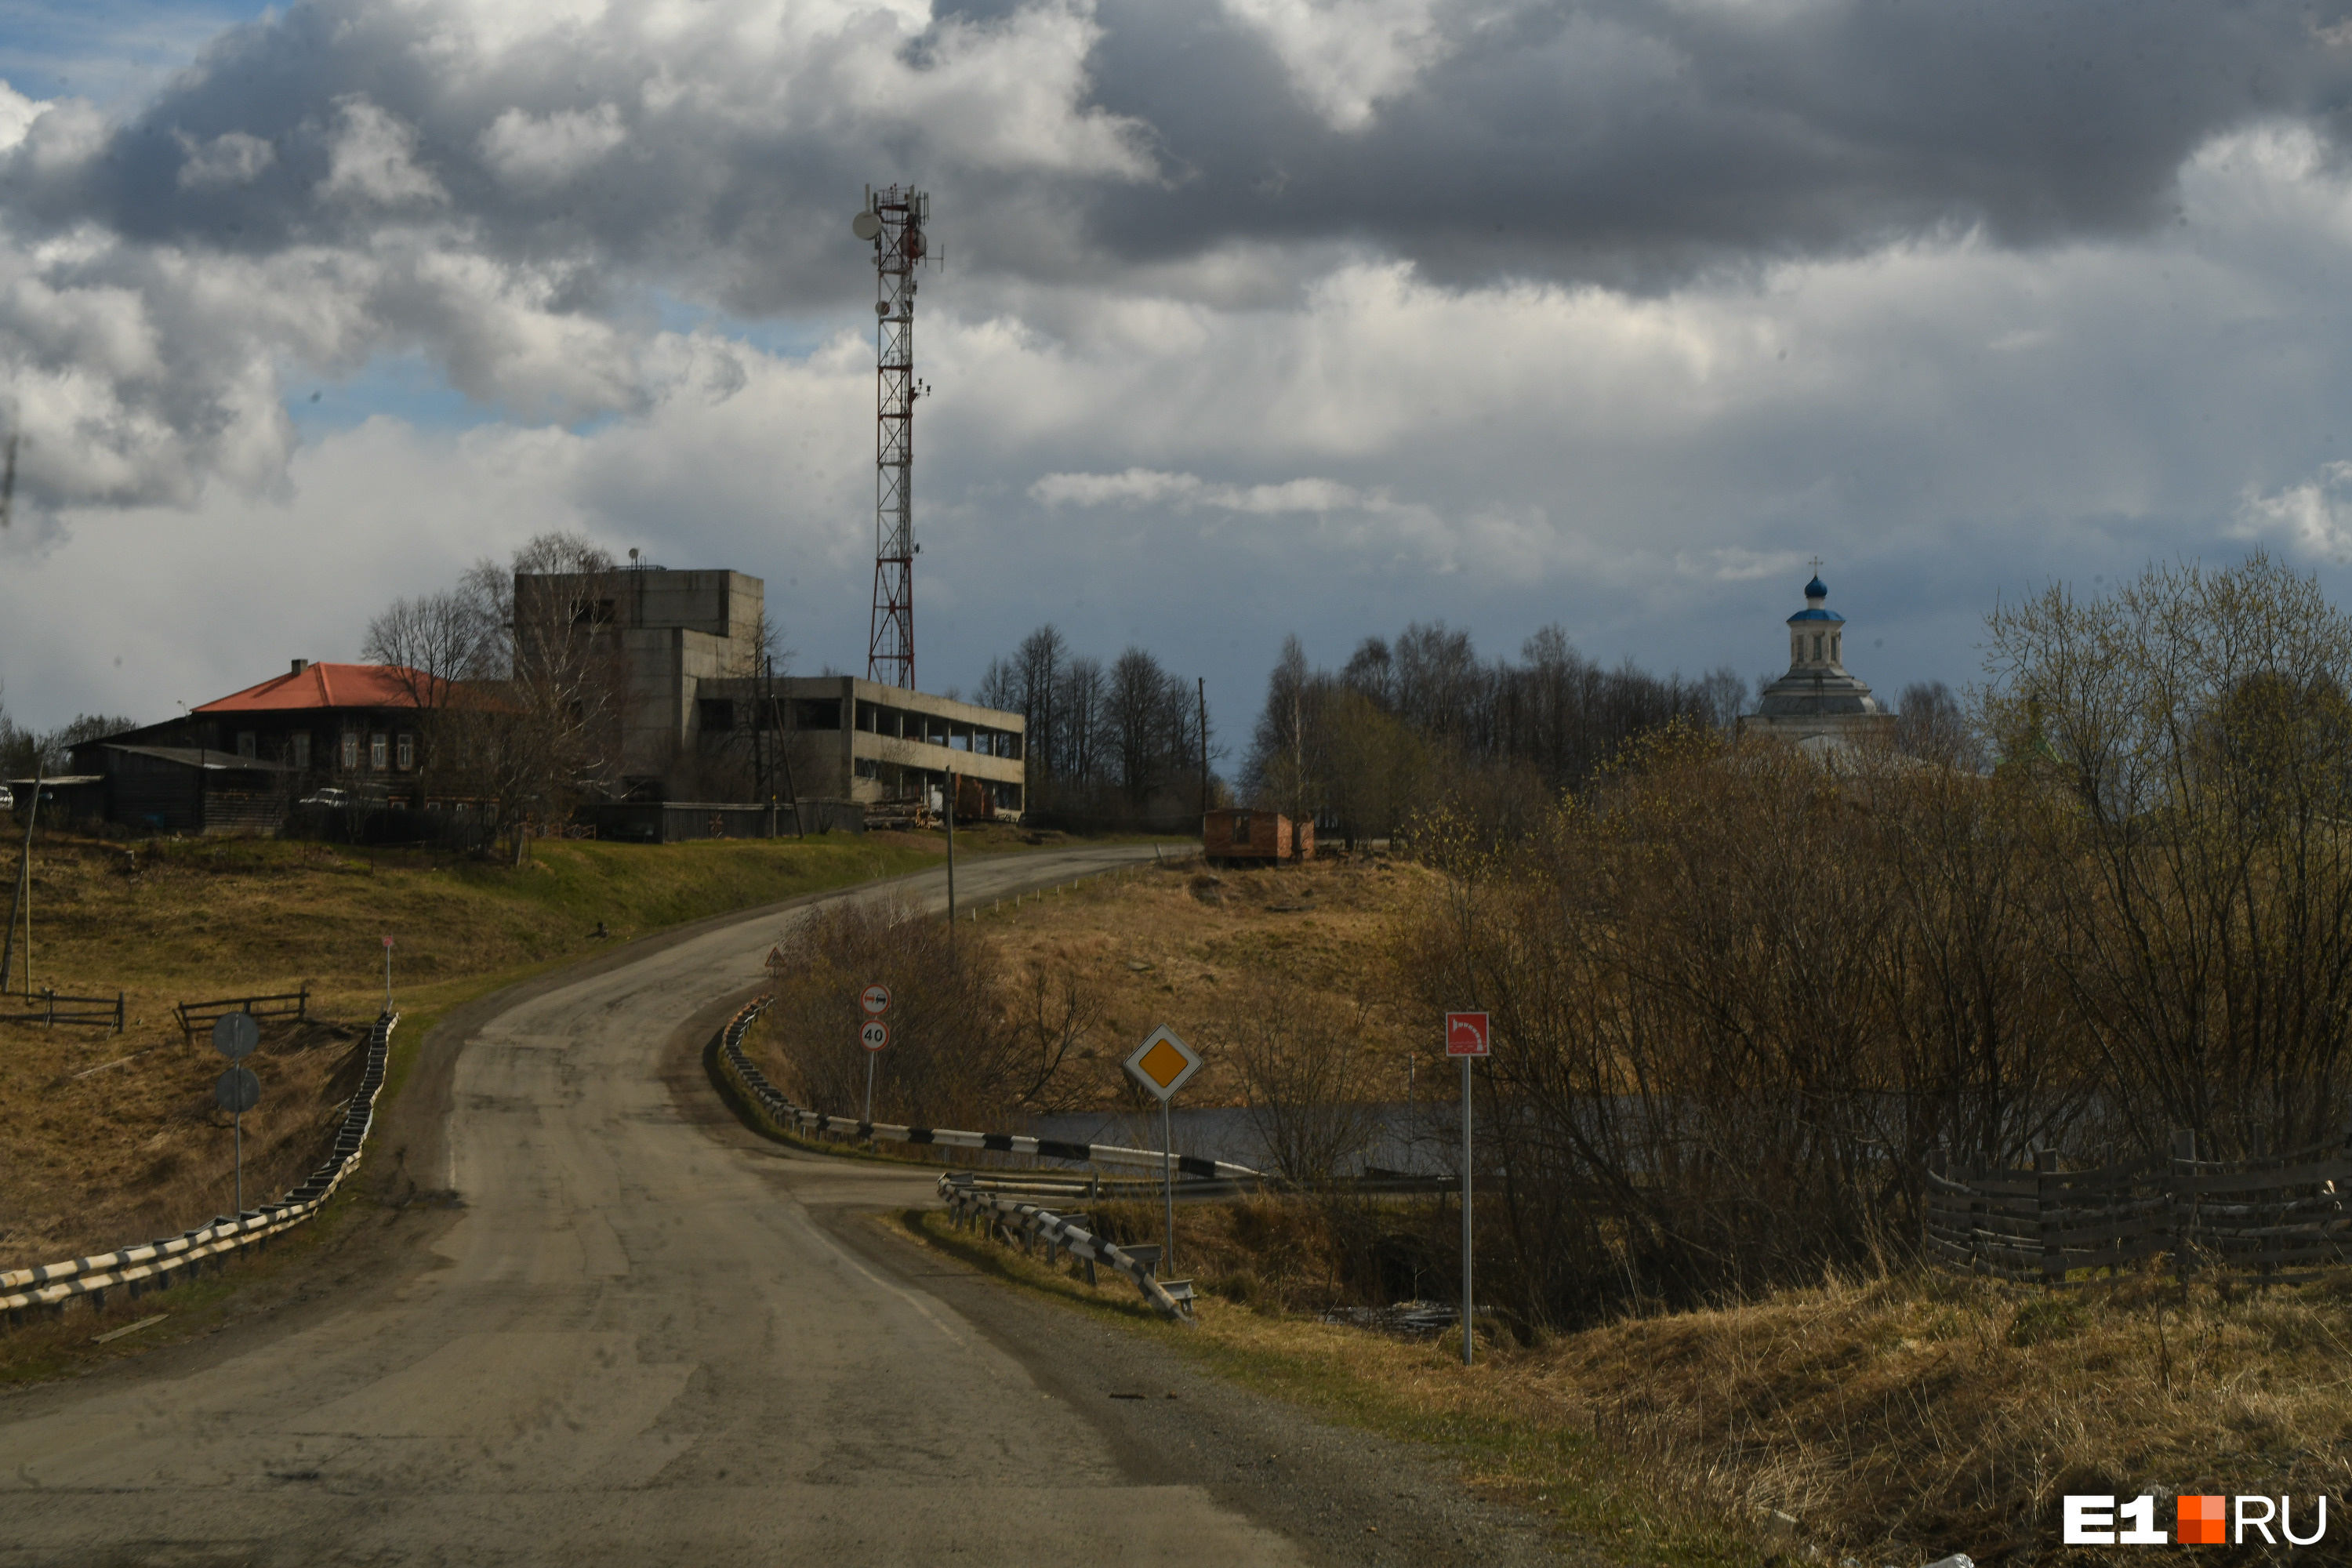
[1221,979,1381,1182]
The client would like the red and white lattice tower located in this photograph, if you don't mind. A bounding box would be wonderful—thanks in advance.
[855,185,930,689]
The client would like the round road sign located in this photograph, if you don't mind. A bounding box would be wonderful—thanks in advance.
[211,1012,260,1060]
[860,984,891,1017]
[859,1020,889,1052]
[213,1065,260,1113]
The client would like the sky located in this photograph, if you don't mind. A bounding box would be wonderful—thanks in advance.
[6,0,2352,744]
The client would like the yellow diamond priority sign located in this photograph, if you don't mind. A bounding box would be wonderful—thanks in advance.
[1124,1025,1200,1102]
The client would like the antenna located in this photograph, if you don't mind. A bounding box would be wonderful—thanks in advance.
[855,184,931,689]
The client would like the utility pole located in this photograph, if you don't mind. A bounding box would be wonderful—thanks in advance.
[946,768,956,956]
[1,762,39,997]
[1197,677,1209,821]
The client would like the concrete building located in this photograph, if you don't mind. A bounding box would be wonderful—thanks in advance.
[695,674,1026,815]
[1741,571,1896,752]
[517,564,1025,815]
[514,567,765,799]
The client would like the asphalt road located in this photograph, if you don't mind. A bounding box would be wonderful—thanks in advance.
[0,844,1573,1568]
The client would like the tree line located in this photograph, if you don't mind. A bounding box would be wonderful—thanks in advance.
[0,687,135,783]
[976,626,1209,828]
[1242,622,1749,844]
[1388,551,2352,1325]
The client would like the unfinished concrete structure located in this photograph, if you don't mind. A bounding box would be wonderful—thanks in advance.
[695,673,1025,815]
[517,564,1025,813]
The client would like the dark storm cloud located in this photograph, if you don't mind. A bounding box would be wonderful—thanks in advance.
[6,0,2346,309]
[1070,0,2352,287]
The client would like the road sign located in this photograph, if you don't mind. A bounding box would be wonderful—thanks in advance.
[382,935,394,949]
[1446,1010,1490,1367]
[860,1020,889,1052]
[211,1012,259,1060]
[1446,1011,1490,1058]
[214,1065,260,1113]
[1124,1025,1200,1102]
[861,983,891,1017]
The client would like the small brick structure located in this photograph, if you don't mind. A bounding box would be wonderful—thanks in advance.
[1201,808,1313,865]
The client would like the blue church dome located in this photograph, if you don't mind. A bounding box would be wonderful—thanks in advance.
[1804,574,1828,600]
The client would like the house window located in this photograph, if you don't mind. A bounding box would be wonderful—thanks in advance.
[236,731,256,758]
[396,734,415,771]
[1234,812,1252,845]
[370,734,388,770]
[292,733,311,770]
[1811,633,1823,661]
[341,733,360,770]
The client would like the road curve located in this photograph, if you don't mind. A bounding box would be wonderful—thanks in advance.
[2,844,1351,1566]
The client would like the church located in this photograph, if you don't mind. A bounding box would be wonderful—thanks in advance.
[1740,567,1896,750]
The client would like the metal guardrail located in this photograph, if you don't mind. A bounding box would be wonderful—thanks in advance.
[712,996,1265,1181]
[2,1012,395,1323]
[950,1171,1456,1203]
[938,1178,1196,1319]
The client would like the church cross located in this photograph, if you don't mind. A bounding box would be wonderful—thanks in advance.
[1808,556,1824,575]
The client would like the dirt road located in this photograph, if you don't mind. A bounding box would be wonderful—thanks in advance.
[0,844,1568,1567]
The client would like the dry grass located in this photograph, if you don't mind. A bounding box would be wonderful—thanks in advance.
[915,1196,2352,1566]
[0,826,952,1266]
[943,849,1436,1108]
[879,855,2352,1566]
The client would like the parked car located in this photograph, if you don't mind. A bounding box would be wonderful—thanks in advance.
[299,787,354,808]
[0,783,13,811]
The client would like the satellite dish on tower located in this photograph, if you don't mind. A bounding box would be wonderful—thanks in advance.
[851,210,881,241]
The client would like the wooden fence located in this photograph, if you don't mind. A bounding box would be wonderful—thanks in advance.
[0,990,125,1033]
[173,986,309,1045]
[1926,1131,2352,1285]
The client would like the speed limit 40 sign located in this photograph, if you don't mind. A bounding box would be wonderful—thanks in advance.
[859,1020,889,1052]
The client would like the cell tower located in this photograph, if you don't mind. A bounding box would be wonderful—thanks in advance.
[854,185,931,689]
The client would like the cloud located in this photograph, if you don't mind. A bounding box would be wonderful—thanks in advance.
[2234,463,2352,562]
[318,97,445,207]
[478,103,626,191]
[175,129,274,190]
[1218,0,1450,131]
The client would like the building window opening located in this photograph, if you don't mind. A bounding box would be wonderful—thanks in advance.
[292,733,311,771]
[1234,812,1252,845]
[698,698,735,733]
[793,699,841,731]
[1811,633,1823,660]
[341,733,360,770]
[1831,633,1840,661]
[236,731,256,758]
[396,734,416,771]
[370,734,389,771]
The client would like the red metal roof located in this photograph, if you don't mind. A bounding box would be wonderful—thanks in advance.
[194,663,444,714]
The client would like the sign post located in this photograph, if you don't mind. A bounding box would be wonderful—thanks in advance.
[381,935,394,1018]
[1446,1011,1490,1366]
[212,1012,261,1215]
[859,984,891,1125]
[1123,1025,1203,1272]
